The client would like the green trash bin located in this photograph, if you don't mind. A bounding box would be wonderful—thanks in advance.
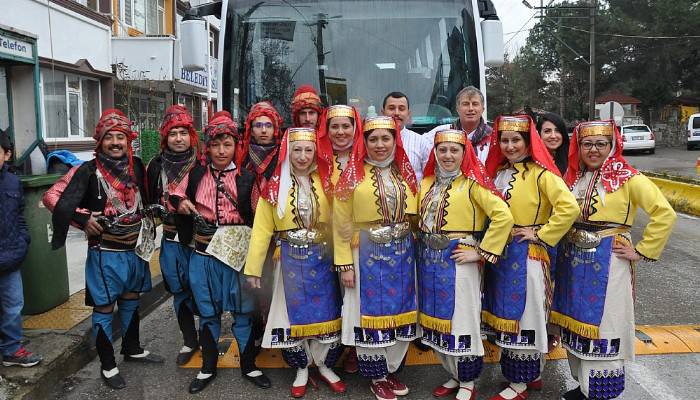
[20,174,69,315]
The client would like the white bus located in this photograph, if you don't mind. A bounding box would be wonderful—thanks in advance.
[181,0,504,132]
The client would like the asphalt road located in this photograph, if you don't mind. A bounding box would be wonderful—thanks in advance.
[50,211,700,400]
[625,146,700,178]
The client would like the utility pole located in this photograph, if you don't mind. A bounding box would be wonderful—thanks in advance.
[558,17,565,117]
[588,0,596,119]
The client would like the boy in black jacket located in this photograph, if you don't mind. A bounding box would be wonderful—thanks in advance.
[0,130,41,367]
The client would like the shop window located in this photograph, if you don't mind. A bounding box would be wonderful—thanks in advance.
[0,67,9,132]
[41,69,101,140]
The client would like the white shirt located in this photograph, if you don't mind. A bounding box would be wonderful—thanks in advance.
[401,127,432,183]
[424,123,492,165]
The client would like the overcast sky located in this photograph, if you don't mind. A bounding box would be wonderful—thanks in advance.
[491,0,560,56]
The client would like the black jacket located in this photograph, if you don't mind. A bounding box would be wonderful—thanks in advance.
[0,165,31,274]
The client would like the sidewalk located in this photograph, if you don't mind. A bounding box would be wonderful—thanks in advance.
[0,231,168,400]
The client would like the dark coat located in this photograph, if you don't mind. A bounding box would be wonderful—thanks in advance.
[0,165,31,274]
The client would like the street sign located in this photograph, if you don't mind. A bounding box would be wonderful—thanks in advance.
[599,101,624,124]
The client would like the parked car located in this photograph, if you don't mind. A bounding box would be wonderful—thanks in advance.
[687,113,700,150]
[621,124,655,154]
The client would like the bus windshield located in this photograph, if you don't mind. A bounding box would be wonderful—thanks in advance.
[223,0,481,130]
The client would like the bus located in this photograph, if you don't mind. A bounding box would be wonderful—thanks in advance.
[181,0,504,132]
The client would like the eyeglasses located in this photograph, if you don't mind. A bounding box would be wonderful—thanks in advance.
[580,141,610,150]
[253,122,273,129]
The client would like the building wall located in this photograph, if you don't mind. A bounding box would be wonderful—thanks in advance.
[0,0,112,74]
[9,65,39,160]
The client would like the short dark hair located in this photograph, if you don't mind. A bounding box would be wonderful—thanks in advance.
[382,92,410,109]
[0,129,11,153]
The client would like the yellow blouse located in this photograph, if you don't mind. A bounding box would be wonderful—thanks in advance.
[331,152,351,186]
[244,171,331,277]
[497,161,579,247]
[574,173,676,260]
[333,163,418,266]
[418,175,513,257]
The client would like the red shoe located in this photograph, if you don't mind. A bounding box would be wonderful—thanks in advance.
[291,377,318,398]
[489,385,528,400]
[371,381,397,400]
[318,374,346,394]
[527,378,543,390]
[343,348,359,373]
[385,373,409,396]
[432,384,458,397]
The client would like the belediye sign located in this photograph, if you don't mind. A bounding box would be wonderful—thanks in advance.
[0,33,32,61]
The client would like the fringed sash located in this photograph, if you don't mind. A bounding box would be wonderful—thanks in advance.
[359,232,417,329]
[280,241,342,338]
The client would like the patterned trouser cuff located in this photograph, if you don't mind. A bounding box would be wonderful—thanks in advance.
[500,349,541,383]
[281,346,308,369]
[588,367,625,399]
[357,353,389,379]
[324,342,344,368]
[457,355,483,382]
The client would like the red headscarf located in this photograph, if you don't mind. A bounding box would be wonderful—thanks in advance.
[263,127,334,216]
[235,101,283,172]
[423,128,499,196]
[291,85,323,127]
[159,104,200,153]
[94,108,139,190]
[335,116,417,201]
[484,115,561,179]
[203,112,240,144]
[563,120,638,192]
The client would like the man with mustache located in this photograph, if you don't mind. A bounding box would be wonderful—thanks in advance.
[145,105,200,365]
[381,92,431,183]
[291,85,323,129]
[425,86,493,164]
[43,109,163,390]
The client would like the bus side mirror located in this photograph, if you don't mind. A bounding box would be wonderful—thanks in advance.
[181,19,208,71]
[481,19,504,67]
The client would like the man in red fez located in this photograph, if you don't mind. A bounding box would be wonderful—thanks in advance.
[43,109,163,390]
[291,85,323,129]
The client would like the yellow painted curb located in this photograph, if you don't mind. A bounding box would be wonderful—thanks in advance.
[646,175,700,217]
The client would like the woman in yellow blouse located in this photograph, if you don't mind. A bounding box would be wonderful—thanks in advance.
[554,121,676,400]
[418,129,513,400]
[244,127,344,398]
[483,115,579,400]
[317,105,363,185]
[333,116,418,400]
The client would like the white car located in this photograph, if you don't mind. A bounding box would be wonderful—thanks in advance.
[621,124,655,154]
[687,113,700,150]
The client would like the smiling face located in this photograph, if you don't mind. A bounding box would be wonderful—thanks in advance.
[456,94,484,131]
[435,142,464,173]
[328,116,354,150]
[166,127,192,153]
[499,131,529,164]
[382,96,411,130]
[579,134,612,170]
[540,120,563,153]
[101,131,129,159]
[208,135,237,170]
[365,128,395,163]
[290,140,316,174]
[251,115,274,145]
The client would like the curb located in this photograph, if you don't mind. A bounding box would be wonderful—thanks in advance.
[644,173,700,217]
[5,274,170,400]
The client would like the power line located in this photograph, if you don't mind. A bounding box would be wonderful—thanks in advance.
[504,12,538,46]
[557,23,700,39]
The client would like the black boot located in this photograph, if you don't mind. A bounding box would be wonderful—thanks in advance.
[120,307,164,364]
[96,327,125,390]
[561,386,587,400]
[189,325,218,394]
[176,302,198,365]
[239,315,271,389]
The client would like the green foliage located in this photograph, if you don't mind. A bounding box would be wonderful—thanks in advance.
[487,0,700,122]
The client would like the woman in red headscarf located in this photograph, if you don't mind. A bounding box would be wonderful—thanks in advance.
[333,116,418,400]
[552,121,675,400]
[417,129,513,400]
[243,127,343,398]
[483,115,579,400]
[237,101,283,199]
[317,105,363,186]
